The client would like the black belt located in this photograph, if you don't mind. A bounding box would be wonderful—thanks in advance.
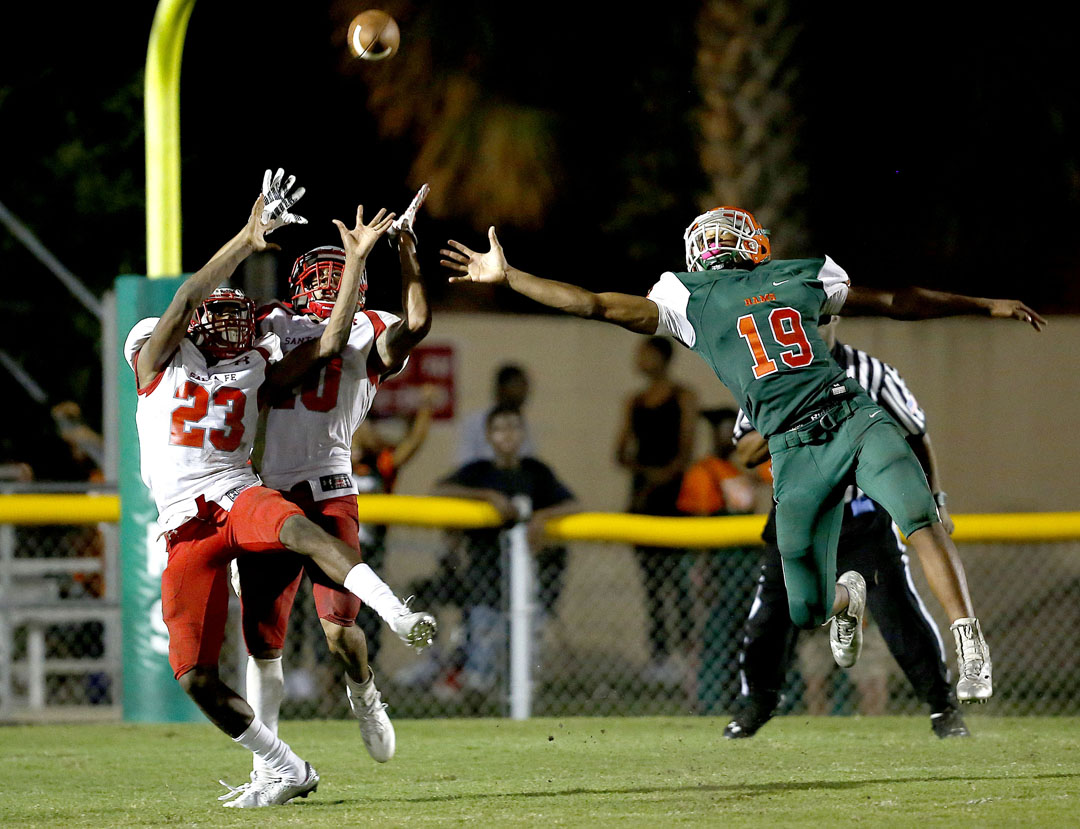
[772,397,861,449]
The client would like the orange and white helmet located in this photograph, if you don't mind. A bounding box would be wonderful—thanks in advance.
[683,206,771,272]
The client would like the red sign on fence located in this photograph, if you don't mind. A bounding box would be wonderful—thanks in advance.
[370,344,455,420]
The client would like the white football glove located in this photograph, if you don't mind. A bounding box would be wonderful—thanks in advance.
[388,183,430,246]
[260,167,308,232]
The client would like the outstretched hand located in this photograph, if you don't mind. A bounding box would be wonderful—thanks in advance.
[988,299,1046,331]
[244,167,307,251]
[332,205,397,259]
[260,168,308,232]
[388,183,430,246]
[244,195,284,252]
[441,227,510,285]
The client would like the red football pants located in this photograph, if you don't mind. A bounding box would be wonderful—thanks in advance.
[160,486,304,679]
[235,488,363,656]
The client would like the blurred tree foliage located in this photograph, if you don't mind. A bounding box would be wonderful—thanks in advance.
[0,43,146,478]
[4,2,1079,479]
[332,0,703,301]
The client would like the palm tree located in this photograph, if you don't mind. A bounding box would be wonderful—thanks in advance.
[693,0,807,256]
[332,1,559,231]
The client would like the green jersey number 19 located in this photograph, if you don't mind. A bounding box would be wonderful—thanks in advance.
[737,309,815,378]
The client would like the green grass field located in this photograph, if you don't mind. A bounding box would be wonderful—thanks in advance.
[3,716,1078,827]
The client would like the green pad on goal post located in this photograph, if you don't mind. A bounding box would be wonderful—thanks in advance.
[115,274,202,722]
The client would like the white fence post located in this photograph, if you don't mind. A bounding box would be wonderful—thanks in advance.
[0,524,13,718]
[27,622,46,710]
[507,496,534,720]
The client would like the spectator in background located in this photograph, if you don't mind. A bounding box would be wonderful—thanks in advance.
[50,401,109,703]
[51,401,105,482]
[0,462,33,482]
[458,364,537,465]
[615,337,698,686]
[432,404,577,696]
[349,384,439,665]
[677,408,770,518]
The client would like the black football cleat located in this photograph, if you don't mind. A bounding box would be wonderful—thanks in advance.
[931,707,971,739]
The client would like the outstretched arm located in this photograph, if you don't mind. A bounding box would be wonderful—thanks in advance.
[136,195,286,388]
[265,204,395,395]
[377,185,434,374]
[137,170,307,388]
[433,480,519,524]
[842,285,1045,330]
[441,227,660,335]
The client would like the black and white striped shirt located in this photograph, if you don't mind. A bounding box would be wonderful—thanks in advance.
[733,341,927,441]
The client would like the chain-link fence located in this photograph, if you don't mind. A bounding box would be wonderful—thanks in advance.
[211,526,1080,720]
[3,512,1078,720]
[0,514,120,717]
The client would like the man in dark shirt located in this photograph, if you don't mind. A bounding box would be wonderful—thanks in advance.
[434,404,578,693]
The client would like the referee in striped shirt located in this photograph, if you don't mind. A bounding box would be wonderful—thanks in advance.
[724,317,970,739]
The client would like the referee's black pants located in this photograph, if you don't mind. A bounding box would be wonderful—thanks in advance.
[732,524,956,717]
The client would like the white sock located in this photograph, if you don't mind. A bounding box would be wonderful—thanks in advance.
[246,656,284,734]
[345,671,377,717]
[233,718,305,782]
[344,564,406,625]
[246,656,284,776]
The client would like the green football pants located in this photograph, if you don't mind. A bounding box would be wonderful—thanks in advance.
[767,398,939,629]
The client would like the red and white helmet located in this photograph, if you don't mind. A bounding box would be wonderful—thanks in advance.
[683,206,771,272]
[187,287,256,359]
[289,246,366,319]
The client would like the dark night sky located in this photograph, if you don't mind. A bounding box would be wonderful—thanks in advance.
[2,2,1078,477]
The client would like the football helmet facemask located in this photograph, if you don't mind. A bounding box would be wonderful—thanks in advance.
[289,246,366,319]
[683,206,771,272]
[188,287,256,359]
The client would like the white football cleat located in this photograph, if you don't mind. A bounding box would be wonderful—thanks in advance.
[830,570,866,668]
[221,763,319,808]
[349,670,396,763]
[951,617,993,703]
[218,770,260,805]
[390,597,437,651]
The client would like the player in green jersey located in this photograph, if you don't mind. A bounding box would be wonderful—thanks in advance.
[441,207,1045,703]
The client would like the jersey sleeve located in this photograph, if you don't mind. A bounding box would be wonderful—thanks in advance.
[254,331,283,363]
[124,318,160,372]
[817,255,851,315]
[256,303,287,338]
[361,310,409,382]
[647,272,696,348]
[878,362,927,436]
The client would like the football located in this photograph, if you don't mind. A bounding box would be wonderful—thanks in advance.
[347,9,400,61]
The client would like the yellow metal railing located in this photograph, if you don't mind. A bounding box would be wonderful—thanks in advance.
[1,494,1079,546]
[0,494,122,525]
